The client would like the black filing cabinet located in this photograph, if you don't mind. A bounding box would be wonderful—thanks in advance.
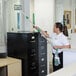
[7,32,47,76]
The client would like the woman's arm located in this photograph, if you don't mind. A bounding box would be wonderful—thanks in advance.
[53,45,71,49]
[33,26,49,38]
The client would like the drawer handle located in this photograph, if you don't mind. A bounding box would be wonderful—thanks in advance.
[41,64,45,67]
[41,70,45,73]
[30,41,35,42]
[41,53,46,55]
[31,67,36,70]
[31,36,35,39]
[30,53,36,56]
[41,58,45,61]
[41,46,44,49]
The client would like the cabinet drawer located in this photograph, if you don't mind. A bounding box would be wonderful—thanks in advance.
[39,66,47,76]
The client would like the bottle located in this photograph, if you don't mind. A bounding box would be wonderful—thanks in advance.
[54,49,60,66]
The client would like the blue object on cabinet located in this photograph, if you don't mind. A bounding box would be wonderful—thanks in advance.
[17,12,20,29]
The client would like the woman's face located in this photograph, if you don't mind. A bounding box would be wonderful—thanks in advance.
[53,24,58,33]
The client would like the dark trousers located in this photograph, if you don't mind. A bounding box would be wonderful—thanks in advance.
[53,52,63,72]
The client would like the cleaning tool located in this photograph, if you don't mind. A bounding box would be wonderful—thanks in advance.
[54,49,60,66]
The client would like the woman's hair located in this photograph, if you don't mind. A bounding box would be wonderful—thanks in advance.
[55,22,63,32]
[55,22,68,36]
[63,26,68,36]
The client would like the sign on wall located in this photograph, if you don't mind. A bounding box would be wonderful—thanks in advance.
[14,5,22,10]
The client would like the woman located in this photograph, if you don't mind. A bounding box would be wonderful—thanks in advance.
[34,22,71,71]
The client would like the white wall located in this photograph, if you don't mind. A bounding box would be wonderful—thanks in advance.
[34,0,55,34]
[0,0,7,53]
[55,0,63,23]
[71,0,76,32]
[21,0,31,32]
[30,0,34,31]
[63,0,72,10]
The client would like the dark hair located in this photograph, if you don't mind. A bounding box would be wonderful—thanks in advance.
[55,22,63,32]
[55,22,68,36]
[63,26,68,36]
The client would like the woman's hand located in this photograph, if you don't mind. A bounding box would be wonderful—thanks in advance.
[33,26,42,32]
[33,26,40,30]
[33,25,49,38]
[53,46,59,49]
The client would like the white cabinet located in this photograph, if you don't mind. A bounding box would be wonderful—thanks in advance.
[63,49,76,67]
